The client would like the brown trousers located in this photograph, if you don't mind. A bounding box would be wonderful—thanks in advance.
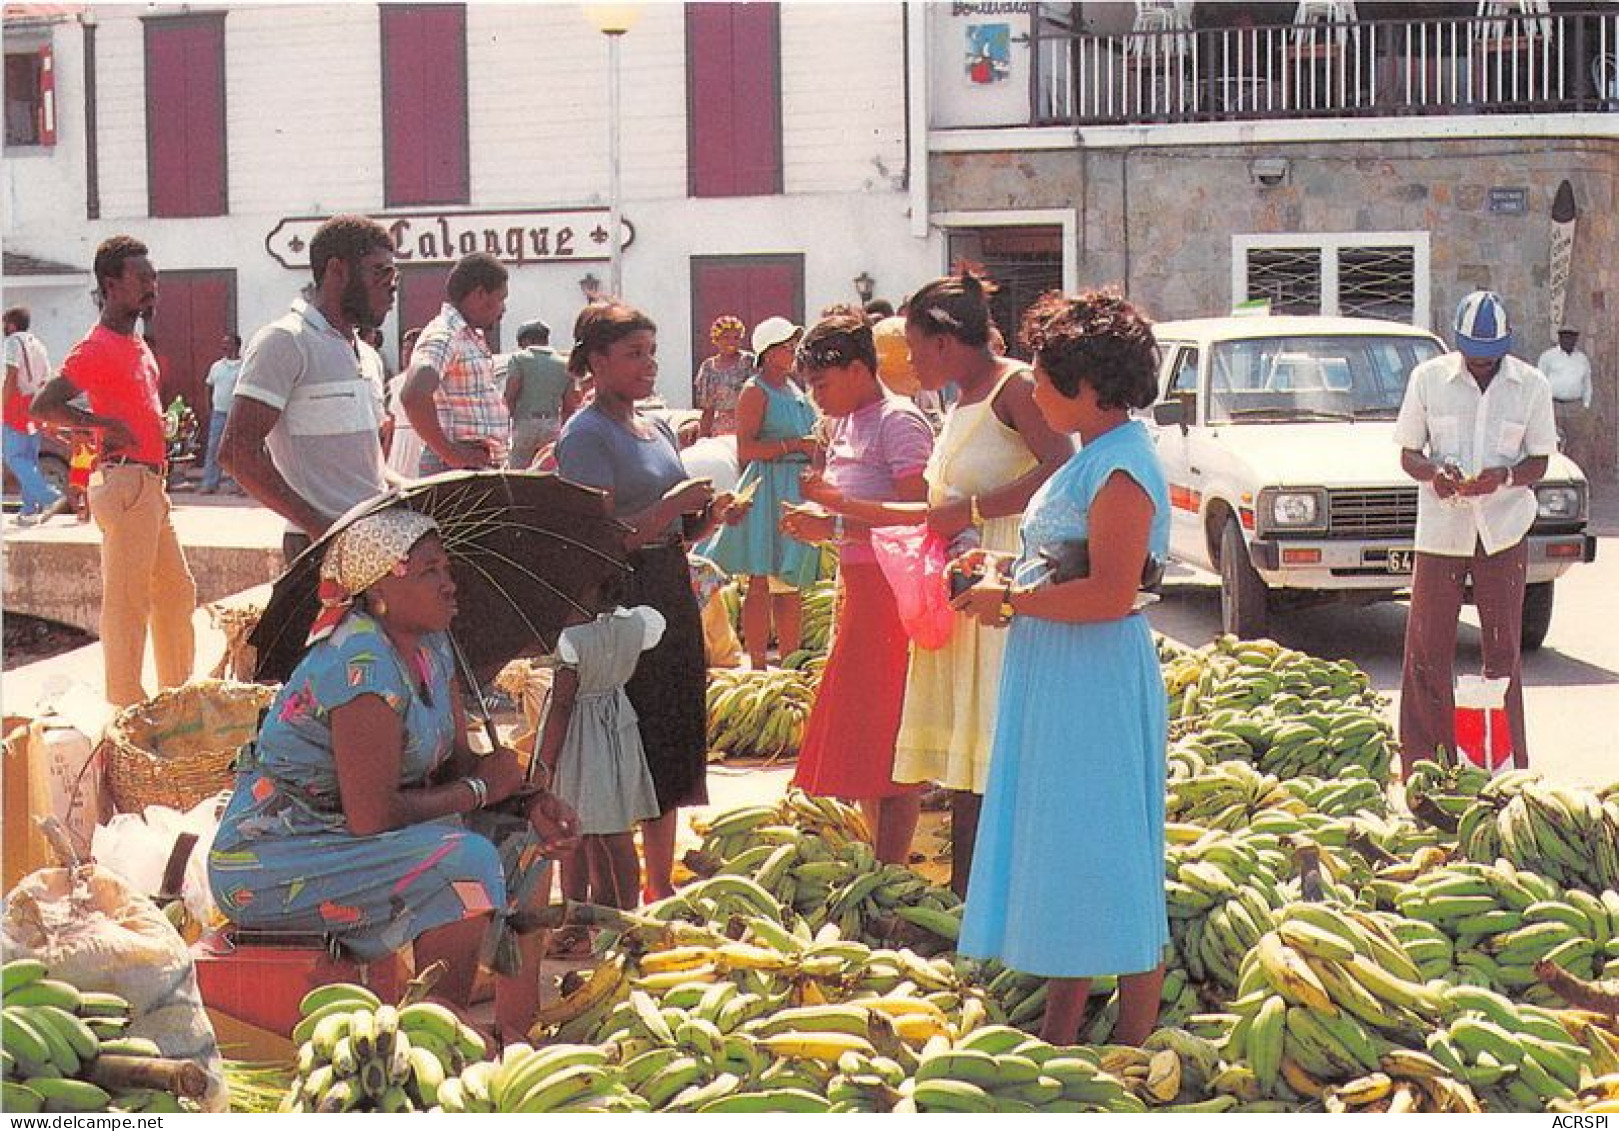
[1399,538,1529,772]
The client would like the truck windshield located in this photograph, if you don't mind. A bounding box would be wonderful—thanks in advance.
[1207,335,1443,424]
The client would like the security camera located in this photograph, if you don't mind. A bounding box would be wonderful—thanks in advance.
[1250,158,1290,187]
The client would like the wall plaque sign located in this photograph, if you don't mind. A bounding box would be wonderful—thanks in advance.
[266,209,636,269]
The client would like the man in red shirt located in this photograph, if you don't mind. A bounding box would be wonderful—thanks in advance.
[32,236,197,706]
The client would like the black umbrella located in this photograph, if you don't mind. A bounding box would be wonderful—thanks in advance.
[249,470,632,688]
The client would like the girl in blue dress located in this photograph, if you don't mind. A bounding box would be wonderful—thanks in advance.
[703,316,820,668]
[952,289,1171,1047]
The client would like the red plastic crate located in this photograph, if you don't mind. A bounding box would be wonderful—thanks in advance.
[192,930,406,1037]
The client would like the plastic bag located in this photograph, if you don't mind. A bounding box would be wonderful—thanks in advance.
[2,864,227,1110]
[869,525,956,651]
[91,792,227,931]
[1455,674,1513,773]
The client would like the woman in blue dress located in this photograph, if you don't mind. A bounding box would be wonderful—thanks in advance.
[208,509,580,1037]
[703,316,820,668]
[952,289,1170,1047]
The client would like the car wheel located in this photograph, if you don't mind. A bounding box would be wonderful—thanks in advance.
[1520,581,1553,652]
[37,454,69,498]
[1220,517,1269,640]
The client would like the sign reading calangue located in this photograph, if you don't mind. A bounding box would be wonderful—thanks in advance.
[265,209,636,270]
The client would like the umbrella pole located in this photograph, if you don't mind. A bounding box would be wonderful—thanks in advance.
[449,631,505,753]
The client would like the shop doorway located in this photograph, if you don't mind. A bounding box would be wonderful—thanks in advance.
[144,268,236,426]
[689,254,805,393]
[945,226,1064,358]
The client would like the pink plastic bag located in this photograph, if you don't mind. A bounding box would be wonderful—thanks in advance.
[869,525,956,650]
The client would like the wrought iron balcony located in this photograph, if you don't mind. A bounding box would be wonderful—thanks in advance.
[1030,6,1619,126]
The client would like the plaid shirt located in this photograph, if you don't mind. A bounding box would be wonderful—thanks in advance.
[412,303,510,463]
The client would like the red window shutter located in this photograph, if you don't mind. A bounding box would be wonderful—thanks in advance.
[687,3,781,199]
[383,5,469,207]
[36,45,54,146]
[145,17,226,218]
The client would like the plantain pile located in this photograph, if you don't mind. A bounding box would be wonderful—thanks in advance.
[705,667,817,762]
[280,984,487,1112]
[2,959,197,1114]
[796,578,836,654]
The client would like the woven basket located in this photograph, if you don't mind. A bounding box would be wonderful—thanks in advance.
[103,679,277,813]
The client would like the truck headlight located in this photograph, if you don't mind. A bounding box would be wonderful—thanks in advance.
[1260,488,1326,531]
[1535,483,1585,521]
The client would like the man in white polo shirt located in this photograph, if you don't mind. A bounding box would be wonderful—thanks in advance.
[222,215,396,564]
[1393,291,1557,772]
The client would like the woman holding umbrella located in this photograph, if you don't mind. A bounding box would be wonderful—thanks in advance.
[209,509,580,1037]
[556,301,743,901]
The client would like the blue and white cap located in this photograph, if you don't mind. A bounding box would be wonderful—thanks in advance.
[1453,291,1513,359]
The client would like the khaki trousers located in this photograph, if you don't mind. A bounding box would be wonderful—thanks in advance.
[1398,538,1529,773]
[88,464,197,707]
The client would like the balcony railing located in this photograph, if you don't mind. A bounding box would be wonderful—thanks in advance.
[1031,7,1619,126]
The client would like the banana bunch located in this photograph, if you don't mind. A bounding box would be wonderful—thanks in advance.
[1456,775,1619,894]
[705,667,817,761]
[1164,831,1285,993]
[280,983,485,1113]
[1225,903,1446,1099]
[1178,702,1395,785]
[891,1027,1145,1113]
[1404,749,1492,829]
[797,579,836,653]
[1166,760,1309,831]
[1,958,188,1114]
[1428,984,1593,1109]
[1376,859,1619,1000]
[1281,768,1389,818]
[438,1042,644,1113]
[691,788,870,862]
[1164,635,1374,723]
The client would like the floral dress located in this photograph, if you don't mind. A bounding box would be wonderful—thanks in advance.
[208,613,548,968]
[693,352,756,435]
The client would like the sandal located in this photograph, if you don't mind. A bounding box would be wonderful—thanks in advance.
[546,925,593,960]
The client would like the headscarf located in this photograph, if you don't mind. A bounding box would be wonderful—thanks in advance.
[710,315,745,344]
[306,509,440,646]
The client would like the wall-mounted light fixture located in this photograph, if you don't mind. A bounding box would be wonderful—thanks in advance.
[853,272,876,302]
[1250,158,1291,188]
[579,273,603,300]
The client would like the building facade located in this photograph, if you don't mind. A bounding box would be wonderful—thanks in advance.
[2,2,940,420]
[913,2,1618,479]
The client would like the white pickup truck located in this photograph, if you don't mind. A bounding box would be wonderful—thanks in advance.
[1146,315,1596,648]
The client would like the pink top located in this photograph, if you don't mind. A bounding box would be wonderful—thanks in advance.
[825,395,933,564]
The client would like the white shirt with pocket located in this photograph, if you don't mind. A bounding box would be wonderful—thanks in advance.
[1393,352,1557,557]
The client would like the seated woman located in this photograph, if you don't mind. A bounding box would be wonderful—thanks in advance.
[207,508,579,1037]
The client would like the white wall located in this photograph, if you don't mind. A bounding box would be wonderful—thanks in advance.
[927,1,1032,129]
[2,4,944,408]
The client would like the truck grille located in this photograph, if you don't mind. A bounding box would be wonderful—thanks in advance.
[1328,488,1418,538]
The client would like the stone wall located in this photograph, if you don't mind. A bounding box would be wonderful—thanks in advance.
[934,137,1619,480]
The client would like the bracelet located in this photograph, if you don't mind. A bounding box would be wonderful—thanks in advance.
[831,515,846,541]
[462,776,488,810]
[970,495,985,526]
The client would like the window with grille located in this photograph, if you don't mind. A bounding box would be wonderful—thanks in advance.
[1234,233,1429,327]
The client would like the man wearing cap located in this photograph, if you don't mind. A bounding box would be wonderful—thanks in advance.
[503,318,573,469]
[1536,328,1592,452]
[1393,291,1558,771]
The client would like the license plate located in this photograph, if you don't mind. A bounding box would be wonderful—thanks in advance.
[1386,548,1414,574]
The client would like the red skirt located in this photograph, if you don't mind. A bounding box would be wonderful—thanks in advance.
[794,562,918,800]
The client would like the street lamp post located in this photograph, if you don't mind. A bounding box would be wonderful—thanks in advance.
[584,5,640,299]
